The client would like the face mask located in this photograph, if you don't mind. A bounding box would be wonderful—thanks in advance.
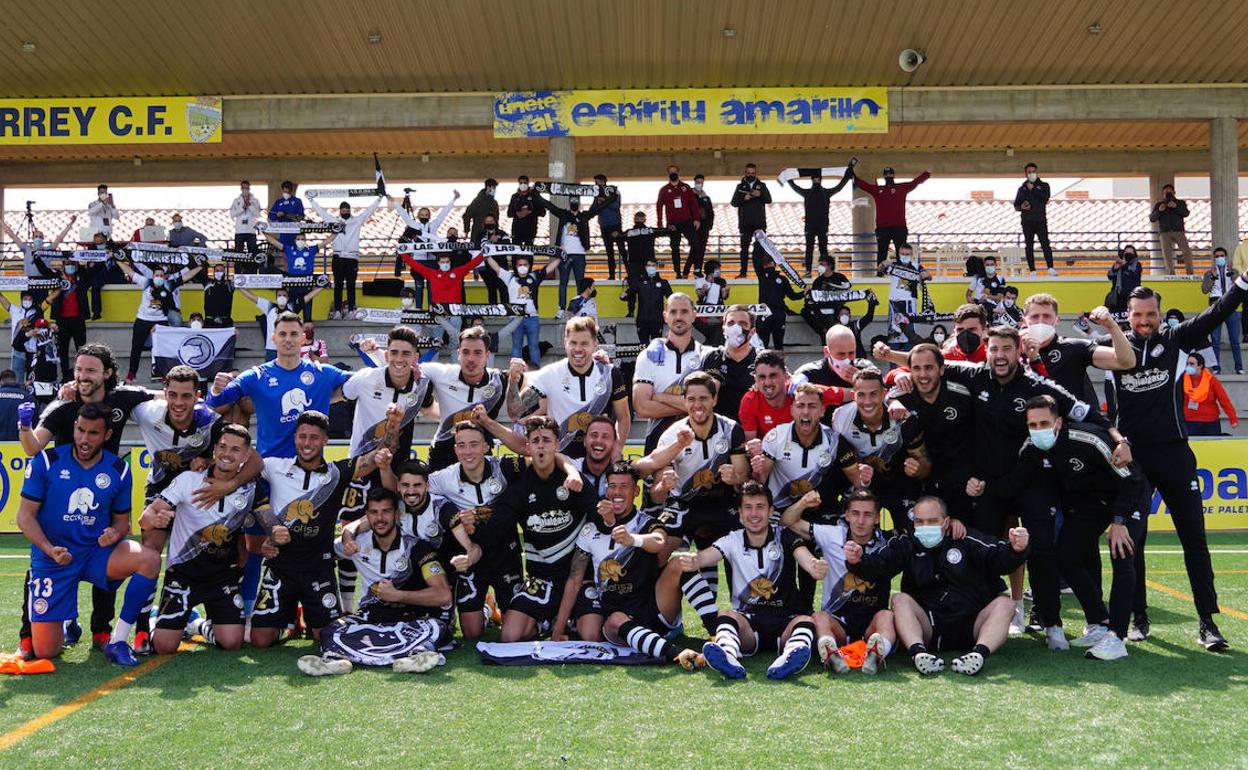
[21,300,33,310]
[98,193,108,201]
[1027,323,1056,345]
[282,192,292,200]
[1185,365,1199,377]
[189,321,203,330]
[519,183,529,192]
[295,239,307,249]
[31,238,43,247]
[153,277,166,287]
[914,525,944,549]
[418,216,430,225]
[645,266,657,277]
[516,265,530,277]
[447,235,459,243]
[589,290,597,299]
[438,261,451,272]
[830,357,857,381]
[486,188,496,197]
[340,211,351,220]
[694,182,703,191]
[569,202,580,211]
[985,266,996,275]
[1123,251,1136,261]
[172,222,183,230]
[635,221,645,227]
[899,254,912,265]
[1167,318,1180,328]
[819,264,831,274]
[484,224,496,232]
[401,297,414,308]
[933,333,946,344]
[711,270,720,279]
[1004,298,1015,308]
[214,270,225,281]
[884,176,895,185]
[745,175,756,183]
[1029,427,1058,451]
[724,324,746,348]
[956,330,981,355]
[65,264,77,275]
[668,173,679,182]
[1216,256,1227,267]
[275,296,288,308]
[839,314,851,325]
[1026,172,1038,183]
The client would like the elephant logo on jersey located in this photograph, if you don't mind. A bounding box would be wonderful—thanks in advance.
[748,576,776,600]
[68,487,100,515]
[200,523,230,546]
[598,558,626,584]
[570,411,593,432]
[472,506,493,524]
[843,572,874,594]
[285,499,316,524]
[451,409,474,425]
[663,384,683,396]
[788,479,814,498]
[691,469,716,490]
[280,388,311,417]
[157,450,185,471]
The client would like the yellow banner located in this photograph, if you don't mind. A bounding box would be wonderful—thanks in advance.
[0,96,222,145]
[0,439,1241,534]
[494,88,888,138]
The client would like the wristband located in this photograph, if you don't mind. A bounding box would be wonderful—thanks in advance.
[630,534,645,548]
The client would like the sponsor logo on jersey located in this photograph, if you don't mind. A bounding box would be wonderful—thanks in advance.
[285,499,316,524]
[1070,458,1085,472]
[526,509,574,534]
[67,487,100,515]
[598,558,626,583]
[201,523,230,546]
[748,576,776,599]
[300,371,315,386]
[1119,369,1171,393]
[280,388,311,421]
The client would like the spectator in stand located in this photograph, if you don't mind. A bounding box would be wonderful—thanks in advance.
[1013,163,1056,276]
[49,258,91,378]
[2,290,47,385]
[116,258,203,382]
[203,264,236,328]
[1149,183,1194,275]
[506,176,545,246]
[801,256,855,338]
[2,216,76,303]
[186,312,205,329]
[855,166,930,265]
[391,191,460,307]
[475,214,511,305]
[592,175,624,280]
[483,250,562,368]
[730,163,772,278]
[229,180,263,269]
[966,254,1006,302]
[168,213,208,249]
[756,251,805,349]
[26,319,61,408]
[262,230,333,322]
[656,165,701,277]
[623,211,659,317]
[267,180,304,250]
[694,259,731,345]
[692,174,714,272]
[129,217,159,243]
[87,184,118,238]
[80,232,114,321]
[1183,355,1238,436]
[0,369,24,441]
[308,195,384,320]
[1106,245,1143,313]
[463,178,500,245]
[788,167,853,274]
[1202,246,1243,374]
[402,240,484,356]
[566,279,599,322]
[301,321,328,362]
[632,257,672,344]
[537,191,607,308]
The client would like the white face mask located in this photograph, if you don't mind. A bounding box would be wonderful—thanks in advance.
[189,321,203,329]
[724,323,746,348]
[1027,323,1056,345]
[694,182,703,191]
[830,357,858,380]
[839,314,851,325]
[214,271,225,281]
[172,221,183,229]
[282,192,292,200]
[985,266,996,275]
[933,333,946,344]
[515,265,530,277]
[275,296,288,308]
[899,254,912,265]
[295,239,307,249]
[401,298,414,308]
[21,300,33,310]
[1004,298,1015,308]
[98,192,108,201]
[519,183,529,192]
[1026,172,1038,183]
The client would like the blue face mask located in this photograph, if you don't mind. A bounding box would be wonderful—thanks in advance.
[1215,256,1227,267]
[1029,427,1058,451]
[64,264,78,275]
[913,525,944,549]
[1185,365,1199,377]
[1166,318,1180,328]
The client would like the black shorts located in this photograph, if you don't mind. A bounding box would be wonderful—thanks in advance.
[508,576,570,626]
[665,502,738,544]
[351,604,453,647]
[154,566,245,630]
[455,548,523,613]
[927,608,978,652]
[742,608,800,656]
[251,562,342,630]
[832,605,882,643]
[604,590,678,631]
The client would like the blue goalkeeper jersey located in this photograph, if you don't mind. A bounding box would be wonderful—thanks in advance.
[204,359,351,457]
[21,446,132,565]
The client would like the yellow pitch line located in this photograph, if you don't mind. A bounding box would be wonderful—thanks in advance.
[0,644,189,752]
[1146,580,1248,622]
[1149,569,1248,575]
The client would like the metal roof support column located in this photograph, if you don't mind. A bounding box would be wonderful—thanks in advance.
[1210,117,1240,253]
[850,185,875,278]
[547,137,577,243]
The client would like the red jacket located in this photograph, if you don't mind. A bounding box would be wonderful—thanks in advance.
[656,182,701,227]
[856,172,930,228]
[403,253,484,304]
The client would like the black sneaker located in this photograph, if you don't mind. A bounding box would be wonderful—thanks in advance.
[1199,618,1229,652]
[1127,618,1150,642]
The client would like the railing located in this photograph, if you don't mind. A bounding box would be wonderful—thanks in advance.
[1,229,1227,281]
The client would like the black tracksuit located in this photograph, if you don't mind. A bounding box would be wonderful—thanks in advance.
[1033,336,1102,405]
[507,189,546,246]
[756,267,804,349]
[1106,277,1248,619]
[788,174,852,271]
[623,227,661,317]
[987,422,1148,637]
[942,359,1110,627]
[851,529,1029,650]
[702,345,757,420]
[730,177,772,275]
[632,275,672,343]
[1013,178,1053,271]
[900,380,978,522]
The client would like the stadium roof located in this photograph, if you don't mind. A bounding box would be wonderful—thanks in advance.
[4,0,1248,97]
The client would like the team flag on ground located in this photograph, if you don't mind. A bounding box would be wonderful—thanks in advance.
[152,326,236,379]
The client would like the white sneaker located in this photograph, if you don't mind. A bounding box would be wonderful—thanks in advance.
[1086,633,1128,661]
[1071,624,1111,648]
[1045,626,1069,651]
[393,651,444,674]
[1008,606,1027,635]
[1047,267,1059,277]
[297,655,352,676]
[328,310,341,320]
